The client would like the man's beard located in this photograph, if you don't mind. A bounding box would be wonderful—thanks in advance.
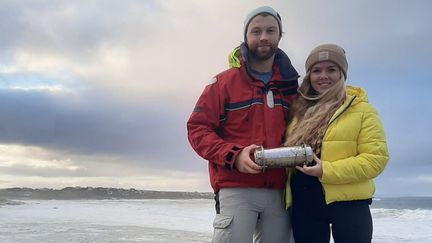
[249,44,277,61]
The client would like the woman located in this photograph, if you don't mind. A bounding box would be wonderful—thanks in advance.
[284,44,389,243]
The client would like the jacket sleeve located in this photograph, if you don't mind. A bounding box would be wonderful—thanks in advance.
[320,106,389,185]
[187,80,243,169]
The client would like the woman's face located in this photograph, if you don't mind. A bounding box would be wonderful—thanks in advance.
[309,61,342,94]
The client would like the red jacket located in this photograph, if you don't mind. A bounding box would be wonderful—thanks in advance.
[187,44,299,192]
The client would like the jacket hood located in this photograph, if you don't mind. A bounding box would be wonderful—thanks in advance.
[346,85,368,104]
[327,85,368,125]
[228,43,299,82]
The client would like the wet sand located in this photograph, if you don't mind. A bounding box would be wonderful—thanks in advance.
[0,222,212,243]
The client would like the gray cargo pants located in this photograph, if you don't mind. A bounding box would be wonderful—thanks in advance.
[212,188,293,243]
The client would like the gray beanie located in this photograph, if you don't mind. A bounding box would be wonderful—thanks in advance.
[305,43,348,79]
[243,6,282,42]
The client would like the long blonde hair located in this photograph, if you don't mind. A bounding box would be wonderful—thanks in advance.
[284,71,346,154]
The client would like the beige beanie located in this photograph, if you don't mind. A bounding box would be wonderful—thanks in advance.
[305,44,348,79]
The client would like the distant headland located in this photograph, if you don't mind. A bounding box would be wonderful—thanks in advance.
[0,187,213,200]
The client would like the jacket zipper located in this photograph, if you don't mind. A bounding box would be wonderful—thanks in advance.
[328,96,356,126]
[320,95,357,203]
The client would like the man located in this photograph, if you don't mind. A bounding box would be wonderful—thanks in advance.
[187,6,299,243]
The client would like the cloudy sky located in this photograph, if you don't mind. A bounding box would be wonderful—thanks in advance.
[0,0,430,197]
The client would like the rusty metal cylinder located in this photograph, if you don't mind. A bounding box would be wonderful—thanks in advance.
[254,144,314,168]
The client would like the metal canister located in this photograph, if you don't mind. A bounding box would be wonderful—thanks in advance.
[254,144,314,168]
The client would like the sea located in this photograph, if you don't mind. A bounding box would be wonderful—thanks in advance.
[0,197,431,243]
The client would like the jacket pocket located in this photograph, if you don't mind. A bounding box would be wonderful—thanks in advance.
[212,214,233,243]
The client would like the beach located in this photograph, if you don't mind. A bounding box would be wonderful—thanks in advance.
[1,198,431,242]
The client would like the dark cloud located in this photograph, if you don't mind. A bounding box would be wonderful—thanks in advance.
[0,86,197,171]
[0,2,24,51]
[0,0,165,61]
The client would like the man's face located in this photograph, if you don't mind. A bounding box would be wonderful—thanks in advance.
[246,15,280,61]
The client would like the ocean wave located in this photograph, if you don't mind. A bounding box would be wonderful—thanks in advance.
[0,198,25,206]
[372,208,432,220]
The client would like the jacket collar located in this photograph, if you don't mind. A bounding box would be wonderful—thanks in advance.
[229,43,299,84]
[329,85,368,123]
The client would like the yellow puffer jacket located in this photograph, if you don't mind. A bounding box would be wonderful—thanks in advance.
[285,85,389,206]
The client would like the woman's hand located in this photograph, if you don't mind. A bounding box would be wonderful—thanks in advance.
[296,153,323,178]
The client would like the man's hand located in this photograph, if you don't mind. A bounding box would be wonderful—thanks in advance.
[296,153,323,178]
[234,144,262,174]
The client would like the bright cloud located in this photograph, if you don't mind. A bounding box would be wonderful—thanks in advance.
[0,144,83,172]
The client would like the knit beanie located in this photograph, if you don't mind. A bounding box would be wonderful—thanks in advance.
[243,6,282,42]
[305,44,348,79]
